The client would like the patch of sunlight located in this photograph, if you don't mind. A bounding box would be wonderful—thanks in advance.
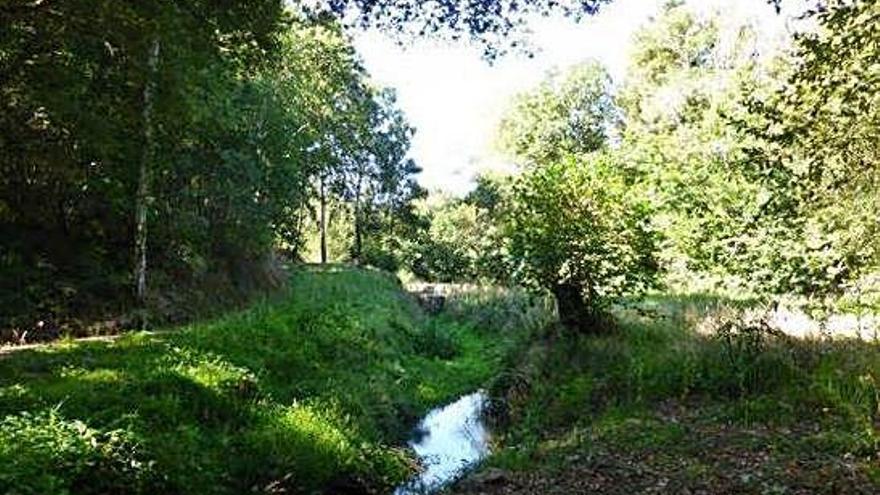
[58,367,125,384]
[248,400,364,484]
[284,403,355,458]
[538,425,588,454]
[0,383,30,400]
[173,357,254,392]
[114,331,160,347]
[417,383,440,404]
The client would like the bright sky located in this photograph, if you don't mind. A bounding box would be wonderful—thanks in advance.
[353,0,803,195]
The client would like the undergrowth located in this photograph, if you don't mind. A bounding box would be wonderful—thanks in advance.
[487,294,880,480]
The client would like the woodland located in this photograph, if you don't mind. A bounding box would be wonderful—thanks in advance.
[1,0,879,494]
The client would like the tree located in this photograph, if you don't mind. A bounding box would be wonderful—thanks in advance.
[0,3,420,329]
[616,2,770,293]
[498,61,616,165]
[0,0,288,328]
[348,89,422,264]
[305,0,611,57]
[492,58,657,331]
[405,173,511,283]
[506,154,658,332]
[730,0,880,297]
[307,79,421,267]
[0,0,628,330]
[268,18,373,264]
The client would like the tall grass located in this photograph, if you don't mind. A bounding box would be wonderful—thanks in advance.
[489,293,880,468]
[440,285,557,338]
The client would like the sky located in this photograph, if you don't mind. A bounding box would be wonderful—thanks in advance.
[353,0,804,196]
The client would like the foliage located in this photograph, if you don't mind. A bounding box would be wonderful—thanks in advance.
[408,199,488,282]
[610,0,880,299]
[484,295,880,491]
[404,174,511,283]
[615,2,770,294]
[0,267,531,494]
[0,5,420,333]
[728,0,880,297]
[505,154,658,331]
[498,61,616,165]
[306,0,611,58]
[492,58,656,331]
[0,411,160,495]
[440,285,557,337]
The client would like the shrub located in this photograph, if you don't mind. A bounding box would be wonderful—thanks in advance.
[0,411,161,495]
[700,307,799,398]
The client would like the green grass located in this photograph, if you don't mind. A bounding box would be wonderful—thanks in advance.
[0,266,529,495]
[484,294,880,490]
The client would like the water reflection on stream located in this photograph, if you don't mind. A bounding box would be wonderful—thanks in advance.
[393,391,490,495]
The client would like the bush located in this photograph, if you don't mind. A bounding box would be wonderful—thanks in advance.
[442,285,557,337]
[0,411,161,495]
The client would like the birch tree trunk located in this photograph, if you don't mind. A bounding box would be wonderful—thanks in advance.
[135,37,160,315]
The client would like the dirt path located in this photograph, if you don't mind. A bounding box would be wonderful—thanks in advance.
[453,401,877,495]
[0,330,167,357]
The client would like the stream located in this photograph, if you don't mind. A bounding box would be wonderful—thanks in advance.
[393,391,491,495]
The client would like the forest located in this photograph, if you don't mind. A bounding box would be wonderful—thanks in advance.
[1,0,879,494]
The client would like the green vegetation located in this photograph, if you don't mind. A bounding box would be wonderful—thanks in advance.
[443,2,880,493]
[3,0,880,493]
[505,154,658,331]
[470,296,880,493]
[0,5,423,335]
[412,0,880,326]
[0,0,612,339]
[0,268,533,494]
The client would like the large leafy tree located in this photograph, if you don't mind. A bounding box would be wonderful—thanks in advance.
[0,0,286,324]
[498,61,616,165]
[506,154,657,332]
[731,0,880,297]
[0,2,417,329]
[0,0,620,329]
[495,61,657,331]
[616,2,770,293]
[338,87,423,265]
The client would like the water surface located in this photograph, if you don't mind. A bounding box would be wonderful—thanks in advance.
[394,391,490,494]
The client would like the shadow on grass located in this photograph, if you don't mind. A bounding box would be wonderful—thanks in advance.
[0,329,395,493]
[0,268,425,495]
[0,267,527,495]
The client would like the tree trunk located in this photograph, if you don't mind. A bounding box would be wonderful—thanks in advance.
[552,281,608,333]
[134,37,160,320]
[353,168,364,264]
[319,175,327,264]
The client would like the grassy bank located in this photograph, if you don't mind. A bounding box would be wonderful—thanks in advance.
[0,267,535,495]
[462,295,880,494]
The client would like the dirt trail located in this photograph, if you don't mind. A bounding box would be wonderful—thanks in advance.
[0,330,167,357]
[453,402,876,495]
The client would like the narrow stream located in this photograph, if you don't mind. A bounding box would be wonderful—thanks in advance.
[393,391,491,495]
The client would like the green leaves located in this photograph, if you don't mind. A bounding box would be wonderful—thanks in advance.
[506,153,659,319]
[498,61,615,165]
[0,3,423,328]
[730,0,880,297]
